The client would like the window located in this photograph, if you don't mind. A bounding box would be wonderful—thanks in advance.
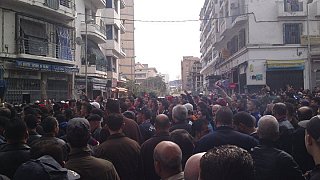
[284,23,302,44]
[106,0,112,8]
[106,25,113,40]
[284,0,303,12]
[106,56,112,71]
[60,0,69,8]
[114,26,119,42]
[239,29,246,49]
[112,58,117,72]
[19,18,48,56]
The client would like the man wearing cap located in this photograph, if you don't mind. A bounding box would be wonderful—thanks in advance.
[299,116,320,180]
[65,118,120,180]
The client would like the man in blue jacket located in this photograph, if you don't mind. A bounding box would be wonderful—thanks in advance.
[194,106,258,153]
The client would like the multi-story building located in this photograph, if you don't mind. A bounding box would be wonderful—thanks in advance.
[135,62,158,84]
[0,0,78,103]
[119,0,135,80]
[181,56,202,92]
[75,0,126,99]
[200,0,320,93]
[187,61,204,94]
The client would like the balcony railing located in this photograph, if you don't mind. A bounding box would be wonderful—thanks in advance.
[44,0,76,10]
[17,37,75,61]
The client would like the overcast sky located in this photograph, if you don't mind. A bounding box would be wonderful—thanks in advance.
[134,0,205,81]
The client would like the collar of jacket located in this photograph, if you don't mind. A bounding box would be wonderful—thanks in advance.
[259,139,277,147]
[69,146,92,158]
[0,143,30,152]
[154,131,170,137]
[107,133,126,140]
[215,125,234,131]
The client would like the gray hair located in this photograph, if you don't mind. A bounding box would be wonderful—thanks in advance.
[257,115,279,141]
[172,105,188,122]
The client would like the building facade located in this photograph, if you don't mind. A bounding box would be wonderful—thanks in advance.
[0,0,78,103]
[135,62,158,84]
[75,0,126,100]
[119,0,135,80]
[200,0,320,94]
[181,56,202,92]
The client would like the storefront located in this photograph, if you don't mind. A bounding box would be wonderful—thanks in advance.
[75,77,109,100]
[4,60,78,104]
[266,60,304,90]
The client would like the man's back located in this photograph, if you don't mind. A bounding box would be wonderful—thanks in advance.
[0,143,30,178]
[278,120,294,154]
[123,117,143,144]
[194,126,258,153]
[251,144,305,180]
[94,133,143,180]
[141,132,171,180]
[66,147,119,180]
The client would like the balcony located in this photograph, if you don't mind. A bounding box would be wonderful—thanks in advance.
[91,0,106,9]
[104,8,121,25]
[4,0,76,20]
[103,40,125,59]
[81,22,107,44]
[219,17,232,36]
[212,32,221,45]
[16,37,75,65]
[80,65,108,78]
[277,1,307,17]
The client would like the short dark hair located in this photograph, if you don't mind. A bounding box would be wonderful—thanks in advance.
[273,103,287,116]
[312,97,320,105]
[106,99,120,113]
[87,114,102,122]
[41,116,58,134]
[160,99,169,110]
[106,114,124,131]
[91,108,104,118]
[200,145,254,180]
[137,107,152,120]
[25,114,38,129]
[233,112,255,128]
[215,107,233,125]
[0,108,11,119]
[81,102,93,114]
[30,139,64,165]
[297,106,313,121]
[191,118,209,137]
[4,119,27,142]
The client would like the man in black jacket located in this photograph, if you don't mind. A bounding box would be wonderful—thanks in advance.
[299,115,320,180]
[0,119,30,178]
[251,115,305,180]
[194,107,258,153]
[141,114,171,180]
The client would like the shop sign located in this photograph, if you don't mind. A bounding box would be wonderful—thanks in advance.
[16,61,79,73]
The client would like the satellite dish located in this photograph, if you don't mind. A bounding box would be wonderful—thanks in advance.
[75,37,83,45]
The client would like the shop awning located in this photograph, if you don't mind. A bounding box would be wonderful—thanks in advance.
[266,60,305,71]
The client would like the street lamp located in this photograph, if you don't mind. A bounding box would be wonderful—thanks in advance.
[307,0,313,89]
[85,19,94,96]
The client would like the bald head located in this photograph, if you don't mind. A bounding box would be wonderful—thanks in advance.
[154,141,182,176]
[184,153,205,180]
[212,104,222,115]
[155,114,170,131]
[258,115,279,141]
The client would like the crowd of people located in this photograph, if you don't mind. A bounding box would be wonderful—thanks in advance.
[0,84,319,180]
